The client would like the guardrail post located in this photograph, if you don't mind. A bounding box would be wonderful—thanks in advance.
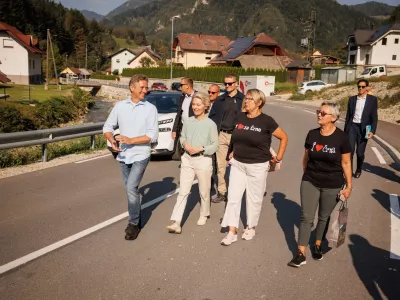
[42,144,48,162]
[90,135,95,150]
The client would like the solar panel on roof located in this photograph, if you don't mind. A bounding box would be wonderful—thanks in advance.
[223,36,255,59]
[370,24,391,42]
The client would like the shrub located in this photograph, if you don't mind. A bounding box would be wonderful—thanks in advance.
[91,74,117,80]
[379,91,400,109]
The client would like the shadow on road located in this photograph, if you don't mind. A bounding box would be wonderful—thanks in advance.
[363,162,400,184]
[181,183,200,227]
[349,234,400,300]
[371,189,400,219]
[271,192,301,254]
[139,177,177,229]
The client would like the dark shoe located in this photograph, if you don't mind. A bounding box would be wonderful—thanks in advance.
[288,251,307,268]
[312,245,323,261]
[211,193,226,203]
[125,223,140,240]
[354,170,362,178]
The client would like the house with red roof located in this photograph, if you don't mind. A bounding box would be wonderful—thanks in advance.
[0,21,44,85]
[172,33,231,68]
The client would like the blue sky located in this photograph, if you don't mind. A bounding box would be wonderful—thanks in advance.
[57,0,399,16]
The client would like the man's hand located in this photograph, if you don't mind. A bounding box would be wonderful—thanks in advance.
[338,188,351,201]
[172,132,177,140]
[367,132,374,139]
[115,135,133,144]
[110,140,122,152]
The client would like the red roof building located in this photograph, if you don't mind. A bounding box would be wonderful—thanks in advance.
[0,21,44,84]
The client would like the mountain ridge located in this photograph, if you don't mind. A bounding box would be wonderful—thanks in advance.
[81,10,105,21]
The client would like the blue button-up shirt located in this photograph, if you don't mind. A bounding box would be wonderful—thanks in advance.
[103,99,159,164]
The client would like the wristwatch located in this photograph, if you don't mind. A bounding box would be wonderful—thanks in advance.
[275,157,282,163]
[345,187,353,191]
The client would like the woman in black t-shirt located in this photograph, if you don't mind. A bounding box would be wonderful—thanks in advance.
[288,101,353,268]
[220,89,288,246]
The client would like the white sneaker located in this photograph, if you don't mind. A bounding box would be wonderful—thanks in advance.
[242,228,256,241]
[166,222,181,234]
[197,216,208,226]
[221,232,237,246]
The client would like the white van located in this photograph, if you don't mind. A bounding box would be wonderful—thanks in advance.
[357,65,387,79]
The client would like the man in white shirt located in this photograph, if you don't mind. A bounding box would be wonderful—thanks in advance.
[344,79,378,178]
[171,77,195,159]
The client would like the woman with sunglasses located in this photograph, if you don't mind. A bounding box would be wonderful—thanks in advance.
[288,101,353,267]
[167,92,218,233]
[220,88,288,245]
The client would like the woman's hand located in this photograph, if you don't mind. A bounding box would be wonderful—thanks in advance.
[338,188,351,201]
[229,152,234,160]
[184,142,193,153]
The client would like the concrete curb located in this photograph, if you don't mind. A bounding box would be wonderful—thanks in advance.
[373,135,400,165]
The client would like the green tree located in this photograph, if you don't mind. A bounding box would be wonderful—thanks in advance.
[139,57,155,68]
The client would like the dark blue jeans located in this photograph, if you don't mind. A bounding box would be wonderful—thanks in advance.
[120,157,150,225]
[348,122,368,171]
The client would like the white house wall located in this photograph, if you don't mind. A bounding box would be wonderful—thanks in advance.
[174,47,219,68]
[370,33,400,66]
[111,50,135,75]
[128,52,157,68]
[0,31,29,84]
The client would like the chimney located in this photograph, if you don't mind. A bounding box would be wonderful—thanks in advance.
[199,32,202,39]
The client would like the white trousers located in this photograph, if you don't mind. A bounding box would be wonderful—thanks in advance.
[221,158,269,229]
[171,153,213,223]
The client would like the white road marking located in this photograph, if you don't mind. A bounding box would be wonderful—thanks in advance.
[303,109,315,115]
[0,180,198,275]
[75,154,111,164]
[283,105,294,108]
[389,194,400,260]
[371,147,387,164]
[374,135,400,161]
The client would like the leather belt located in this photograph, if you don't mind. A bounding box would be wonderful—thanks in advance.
[220,129,233,134]
[185,152,204,157]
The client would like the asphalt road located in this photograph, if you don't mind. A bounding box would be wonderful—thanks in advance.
[1,102,400,300]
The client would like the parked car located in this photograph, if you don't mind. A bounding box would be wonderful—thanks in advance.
[357,65,387,79]
[151,82,168,91]
[106,92,181,159]
[171,82,181,91]
[298,80,334,94]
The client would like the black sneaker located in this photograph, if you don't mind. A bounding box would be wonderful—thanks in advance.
[125,223,140,240]
[288,251,307,268]
[312,245,323,261]
[211,193,227,203]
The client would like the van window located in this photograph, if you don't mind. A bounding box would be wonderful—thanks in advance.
[361,68,371,75]
[379,67,385,72]
[371,68,377,75]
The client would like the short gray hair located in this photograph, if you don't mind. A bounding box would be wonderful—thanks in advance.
[321,101,340,121]
[192,92,211,112]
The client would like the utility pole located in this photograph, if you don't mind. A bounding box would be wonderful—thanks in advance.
[301,9,317,65]
[45,29,60,90]
[170,15,180,83]
[45,29,49,90]
[85,42,88,69]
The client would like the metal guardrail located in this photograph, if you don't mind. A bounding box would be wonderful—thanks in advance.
[0,123,104,162]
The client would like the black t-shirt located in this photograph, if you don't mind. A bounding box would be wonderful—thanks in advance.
[302,128,351,188]
[229,112,279,164]
[220,95,239,131]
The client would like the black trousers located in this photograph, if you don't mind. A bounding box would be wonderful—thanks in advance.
[347,122,368,171]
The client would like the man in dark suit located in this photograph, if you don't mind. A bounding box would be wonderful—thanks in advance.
[208,73,244,202]
[171,77,195,159]
[344,79,378,178]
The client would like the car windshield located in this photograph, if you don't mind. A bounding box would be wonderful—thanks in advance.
[361,68,371,75]
[145,94,180,113]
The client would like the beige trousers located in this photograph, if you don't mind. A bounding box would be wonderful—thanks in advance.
[221,158,269,229]
[171,153,213,223]
[216,131,232,195]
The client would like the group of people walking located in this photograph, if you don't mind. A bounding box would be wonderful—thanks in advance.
[103,73,378,268]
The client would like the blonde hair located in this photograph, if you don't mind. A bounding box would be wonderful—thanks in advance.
[243,89,266,111]
[192,92,211,112]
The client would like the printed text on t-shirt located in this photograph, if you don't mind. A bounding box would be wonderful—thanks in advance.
[310,142,336,153]
[236,124,261,132]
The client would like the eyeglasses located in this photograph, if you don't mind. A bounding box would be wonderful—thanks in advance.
[224,81,236,86]
[357,85,367,89]
[316,110,332,117]
[208,91,218,95]
[244,97,255,101]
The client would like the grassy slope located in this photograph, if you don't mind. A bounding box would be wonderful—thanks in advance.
[112,36,138,49]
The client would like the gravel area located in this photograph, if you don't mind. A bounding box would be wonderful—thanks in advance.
[0,149,110,179]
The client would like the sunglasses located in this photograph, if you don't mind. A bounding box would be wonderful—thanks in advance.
[244,97,254,101]
[224,81,236,86]
[208,91,218,95]
[180,83,187,87]
[357,85,367,89]
[316,110,332,117]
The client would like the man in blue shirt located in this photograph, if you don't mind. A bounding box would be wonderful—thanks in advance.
[103,74,158,240]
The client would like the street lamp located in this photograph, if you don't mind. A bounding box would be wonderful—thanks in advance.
[170,15,180,83]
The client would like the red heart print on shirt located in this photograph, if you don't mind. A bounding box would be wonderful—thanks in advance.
[237,124,244,130]
[316,144,323,152]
